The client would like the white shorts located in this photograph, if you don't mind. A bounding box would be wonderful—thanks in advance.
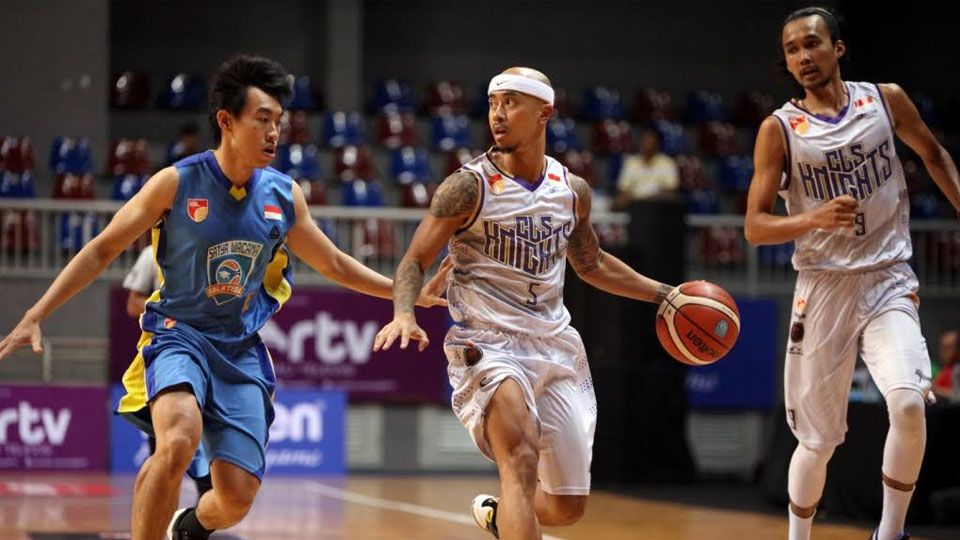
[443,324,597,496]
[784,262,932,450]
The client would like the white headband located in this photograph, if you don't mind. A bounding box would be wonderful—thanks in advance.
[487,74,555,105]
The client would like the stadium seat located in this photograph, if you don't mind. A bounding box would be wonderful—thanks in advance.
[675,154,706,192]
[58,211,99,253]
[758,242,794,267]
[445,147,480,176]
[400,181,436,208]
[607,154,624,187]
[50,137,95,175]
[552,86,572,119]
[592,119,631,155]
[653,120,687,156]
[717,155,753,193]
[699,122,739,158]
[425,80,465,116]
[377,112,418,149]
[280,110,312,145]
[332,145,375,182]
[285,75,319,111]
[546,118,581,153]
[299,179,328,205]
[110,71,150,109]
[1,208,39,253]
[687,188,720,215]
[323,111,365,148]
[736,91,775,128]
[107,138,150,176]
[581,86,624,121]
[911,192,943,219]
[634,88,674,124]
[390,146,431,185]
[431,114,471,152]
[341,178,385,207]
[276,143,322,181]
[157,73,205,111]
[52,172,95,199]
[373,78,414,114]
[557,150,597,189]
[685,90,727,124]
[110,173,147,201]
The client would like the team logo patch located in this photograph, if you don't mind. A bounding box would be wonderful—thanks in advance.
[713,319,729,339]
[163,317,177,329]
[205,240,263,305]
[187,199,208,223]
[790,321,805,342]
[788,115,809,135]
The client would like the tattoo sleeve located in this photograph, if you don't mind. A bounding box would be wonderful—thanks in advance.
[429,171,480,219]
[566,174,603,275]
[394,259,424,314]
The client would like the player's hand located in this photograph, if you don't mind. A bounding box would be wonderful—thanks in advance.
[809,195,858,231]
[417,256,452,308]
[373,313,430,352]
[0,314,44,362]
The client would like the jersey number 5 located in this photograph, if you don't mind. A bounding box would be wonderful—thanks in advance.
[854,211,866,236]
[526,282,540,307]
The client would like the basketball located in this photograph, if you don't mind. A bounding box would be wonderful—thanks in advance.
[656,281,740,366]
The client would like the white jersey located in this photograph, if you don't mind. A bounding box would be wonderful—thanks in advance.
[447,151,577,336]
[772,81,911,272]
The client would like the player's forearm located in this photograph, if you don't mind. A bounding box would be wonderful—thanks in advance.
[322,251,394,301]
[26,243,116,322]
[577,251,673,304]
[924,147,960,214]
[392,258,424,315]
[744,211,813,245]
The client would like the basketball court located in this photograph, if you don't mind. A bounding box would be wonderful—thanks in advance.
[0,473,924,540]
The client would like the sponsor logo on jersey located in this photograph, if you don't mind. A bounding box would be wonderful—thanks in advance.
[854,96,875,108]
[205,240,263,305]
[547,173,561,182]
[482,214,573,276]
[790,321,805,342]
[163,317,176,329]
[487,173,506,195]
[187,199,208,223]
[788,115,809,135]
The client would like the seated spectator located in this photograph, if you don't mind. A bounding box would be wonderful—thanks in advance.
[934,329,959,403]
[612,128,679,209]
[167,122,201,165]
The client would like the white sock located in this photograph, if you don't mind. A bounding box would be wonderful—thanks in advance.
[788,506,814,540]
[877,483,912,540]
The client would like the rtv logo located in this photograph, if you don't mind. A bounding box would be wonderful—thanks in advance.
[0,401,72,446]
[259,313,379,364]
[269,401,325,443]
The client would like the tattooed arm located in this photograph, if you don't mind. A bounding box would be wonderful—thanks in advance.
[567,174,674,304]
[373,171,480,351]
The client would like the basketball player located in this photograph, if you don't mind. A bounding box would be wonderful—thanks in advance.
[0,55,445,540]
[123,245,213,500]
[744,8,960,540]
[373,67,674,540]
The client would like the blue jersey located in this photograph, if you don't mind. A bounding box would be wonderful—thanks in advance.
[140,150,296,345]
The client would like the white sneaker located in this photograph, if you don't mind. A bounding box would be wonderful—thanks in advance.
[166,507,191,540]
[471,494,500,538]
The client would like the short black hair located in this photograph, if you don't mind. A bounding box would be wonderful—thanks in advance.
[777,7,849,94]
[207,55,292,144]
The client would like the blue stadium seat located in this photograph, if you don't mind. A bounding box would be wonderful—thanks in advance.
[373,79,414,114]
[687,188,720,214]
[546,118,581,153]
[341,179,385,207]
[607,154,624,187]
[910,192,942,219]
[718,155,753,192]
[157,73,205,111]
[275,143,322,181]
[0,171,35,198]
[285,75,319,111]
[758,242,795,267]
[58,211,99,252]
[323,111,365,148]
[581,86,624,121]
[431,114,471,152]
[685,90,727,124]
[653,120,687,156]
[110,173,147,201]
[49,137,95,175]
[390,146,431,185]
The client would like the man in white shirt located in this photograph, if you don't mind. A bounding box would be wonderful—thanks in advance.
[613,128,679,208]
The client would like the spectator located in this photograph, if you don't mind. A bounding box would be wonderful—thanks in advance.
[934,329,960,402]
[613,128,679,209]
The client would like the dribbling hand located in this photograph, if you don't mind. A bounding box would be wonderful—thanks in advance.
[373,313,430,352]
[0,315,43,362]
[810,195,858,231]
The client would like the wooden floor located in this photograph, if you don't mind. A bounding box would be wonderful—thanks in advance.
[0,473,921,540]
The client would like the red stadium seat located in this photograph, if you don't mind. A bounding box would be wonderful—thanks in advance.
[736,91,776,128]
[634,88,674,124]
[52,172,95,199]
[107,138,151,176]
[699,122,739,158]
[593,120,632,155]
[1,209,39,253]
[425,80,465,116]
[445,148,481,176]
[332,145,375,182]
[400,182,437,208]
[377,112,418,149]
[557,150,597,188]
[299,179,328,205]
[111,71,151,109]
[675,154,706,192]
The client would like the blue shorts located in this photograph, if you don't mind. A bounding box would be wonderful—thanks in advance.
[117,321,276,480]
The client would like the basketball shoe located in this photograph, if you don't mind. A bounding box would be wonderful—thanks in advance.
[471,494,500,538]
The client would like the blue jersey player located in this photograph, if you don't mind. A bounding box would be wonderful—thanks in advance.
[0,55,446,540]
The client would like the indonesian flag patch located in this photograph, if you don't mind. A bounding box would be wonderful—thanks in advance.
[263,204,282,221]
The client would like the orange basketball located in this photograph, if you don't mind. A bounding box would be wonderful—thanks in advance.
[656,280,740,366]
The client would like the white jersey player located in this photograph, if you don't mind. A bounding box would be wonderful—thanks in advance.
[745,8,960,540]
[375,67,674,540]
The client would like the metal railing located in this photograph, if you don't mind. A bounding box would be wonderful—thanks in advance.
[1,199,957,297]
